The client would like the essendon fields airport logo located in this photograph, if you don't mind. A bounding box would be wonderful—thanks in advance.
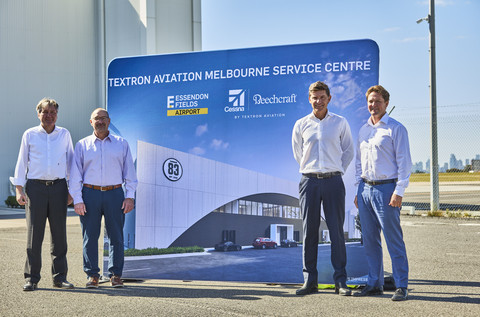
[225,89,247,112]
[166,93,209,116]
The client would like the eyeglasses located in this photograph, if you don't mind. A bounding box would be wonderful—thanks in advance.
[92,116,109,121]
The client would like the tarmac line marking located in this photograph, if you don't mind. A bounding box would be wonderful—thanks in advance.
[446,253,480,257]
[0,238,25,242]
[124,252,212,261]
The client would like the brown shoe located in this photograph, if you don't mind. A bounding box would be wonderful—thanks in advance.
[110,275,124,288]
[86,276,99,289]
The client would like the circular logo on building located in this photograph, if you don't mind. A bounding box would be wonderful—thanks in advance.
[163,158,183,182]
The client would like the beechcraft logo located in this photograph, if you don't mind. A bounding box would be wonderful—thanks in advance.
[225,89,247,112]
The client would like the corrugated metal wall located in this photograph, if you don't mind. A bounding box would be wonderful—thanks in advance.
[0,0,201,202]
[0,0,99,198]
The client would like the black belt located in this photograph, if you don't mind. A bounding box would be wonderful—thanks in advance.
[30,179,64,186]
[303,171,342,179]
[362,178,397,186]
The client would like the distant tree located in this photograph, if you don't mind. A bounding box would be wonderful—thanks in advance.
[463,165,472,172]
[446,168,462,173]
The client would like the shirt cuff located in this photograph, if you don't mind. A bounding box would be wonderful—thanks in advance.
[72,195,84,205]
[11,177,26,187]
[393,186,405,197]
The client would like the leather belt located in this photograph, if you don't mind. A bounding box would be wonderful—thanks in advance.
[303,171,342,179]
[362,178,397,186]
[31,179,64,186]
[83,184,122,191]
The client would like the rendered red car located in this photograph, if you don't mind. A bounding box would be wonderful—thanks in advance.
[252,237,277,249]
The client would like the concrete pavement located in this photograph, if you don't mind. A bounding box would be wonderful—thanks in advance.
[1,213,479,316]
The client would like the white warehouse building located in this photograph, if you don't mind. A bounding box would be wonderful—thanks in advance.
[0,0,201,201]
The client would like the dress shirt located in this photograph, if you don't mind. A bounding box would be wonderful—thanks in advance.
[292,111,354,174]
[355,113,412,197]
[69,132,138,204]
[13,125,74,187]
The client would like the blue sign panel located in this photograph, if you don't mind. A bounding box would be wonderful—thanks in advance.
[107,40,378,284]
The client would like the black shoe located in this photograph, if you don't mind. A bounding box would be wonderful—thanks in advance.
[53,280,74,289]
[296,282,318,295]
[353,285,384,297]
[335,282,352,296]
[23,281,37,291]
[391,287,408,301]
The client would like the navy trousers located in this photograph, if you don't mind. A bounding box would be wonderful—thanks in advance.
[299,174,347,284]
[80,186,125,278]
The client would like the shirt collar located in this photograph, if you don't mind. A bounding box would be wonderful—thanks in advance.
[368,112,390,127]
[36,125,58,134]
[308,110,331,121]
[92,131,111,142]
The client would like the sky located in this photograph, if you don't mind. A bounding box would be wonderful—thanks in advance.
[201,0,480,167]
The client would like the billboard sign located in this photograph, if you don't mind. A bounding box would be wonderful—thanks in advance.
[107,40,378,284]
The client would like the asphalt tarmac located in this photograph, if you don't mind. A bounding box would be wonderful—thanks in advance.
[1,213,479,316]
[403,181,480,210]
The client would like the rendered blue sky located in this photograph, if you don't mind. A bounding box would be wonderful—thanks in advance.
[108,41,378,182]
[201,0,480,166]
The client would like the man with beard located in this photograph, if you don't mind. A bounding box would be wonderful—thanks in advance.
[292,81,354,296]
[69,108,137,288]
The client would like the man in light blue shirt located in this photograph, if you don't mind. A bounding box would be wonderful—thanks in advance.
[354,85,412,301]
[69,108,137,289]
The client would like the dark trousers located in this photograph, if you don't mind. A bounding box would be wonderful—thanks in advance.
[80,186,125,278]
[24,179,69,283]
[299,175,347,284]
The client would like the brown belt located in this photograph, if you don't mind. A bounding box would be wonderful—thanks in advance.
[83,184,122,191]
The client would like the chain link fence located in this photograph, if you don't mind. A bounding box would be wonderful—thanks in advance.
[393,102,480,212]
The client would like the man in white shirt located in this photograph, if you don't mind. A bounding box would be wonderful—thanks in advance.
[292,81,354,296]
[353,85,412,301]
[13,98,74,291]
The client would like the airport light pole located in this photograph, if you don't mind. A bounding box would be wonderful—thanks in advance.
[417,0,439,211]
